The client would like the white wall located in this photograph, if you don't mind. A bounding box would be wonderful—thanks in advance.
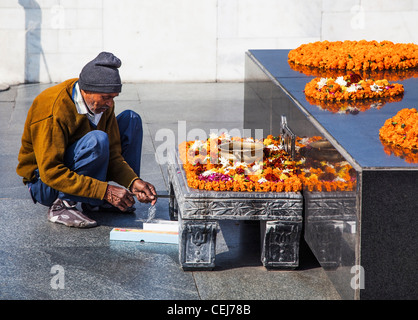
[1,0,418,85]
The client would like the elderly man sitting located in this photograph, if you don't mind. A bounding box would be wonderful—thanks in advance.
[16,52,156,228]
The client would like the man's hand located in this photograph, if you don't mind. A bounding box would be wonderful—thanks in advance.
[130,179,157,205]
[104,184,135,212]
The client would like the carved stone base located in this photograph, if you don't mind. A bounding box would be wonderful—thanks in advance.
[179,220,217,270]
[261,221,302,268]
[167,151,303,271]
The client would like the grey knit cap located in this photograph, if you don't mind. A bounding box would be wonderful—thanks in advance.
[78,52,122,93]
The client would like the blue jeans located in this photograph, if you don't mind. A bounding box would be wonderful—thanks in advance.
[28,110,143,207]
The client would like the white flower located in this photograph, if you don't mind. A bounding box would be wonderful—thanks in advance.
[219,156,230,168]
[209,132,218,140]
[299,138,310,146]
[258,177,268,184]
[233,161,247,168]
[220,132,231,141]
[346,84,357,92]
[251,162,262,171]
[333,176,346,182]
[370,84,383,92]
[267,144,281,151]
[317,78,328,89]
[190,140,204,151]
[346,83,362,93]
[325,162,334,168]
[335,76,347,87]
[201,169,215,177]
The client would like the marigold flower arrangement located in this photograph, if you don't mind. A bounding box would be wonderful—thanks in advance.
[179,134,302,192]
[179,134,357,193]
[288,40,418,71]
[304,74,404,102]
[379,108,418,153]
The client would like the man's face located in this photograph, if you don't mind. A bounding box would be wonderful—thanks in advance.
[81,90,119,114]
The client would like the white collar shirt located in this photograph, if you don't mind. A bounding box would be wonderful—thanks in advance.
[73,82,103,126]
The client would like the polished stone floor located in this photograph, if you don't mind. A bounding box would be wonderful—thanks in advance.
[0,82,341,300]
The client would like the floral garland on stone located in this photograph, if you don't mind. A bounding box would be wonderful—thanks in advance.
[179,134,357,193]
[288,40,418,71]
[179,134,302,192]
[379,108,418,152]
[304,74,404,102]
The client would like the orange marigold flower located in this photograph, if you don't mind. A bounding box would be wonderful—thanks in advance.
[289,40,418,71]
[379,108,418,153]
[304,75,404,102]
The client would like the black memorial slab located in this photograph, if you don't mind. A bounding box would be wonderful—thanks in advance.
[244,49,418,300]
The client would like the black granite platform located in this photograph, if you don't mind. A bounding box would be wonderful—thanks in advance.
[244,49,418,300]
